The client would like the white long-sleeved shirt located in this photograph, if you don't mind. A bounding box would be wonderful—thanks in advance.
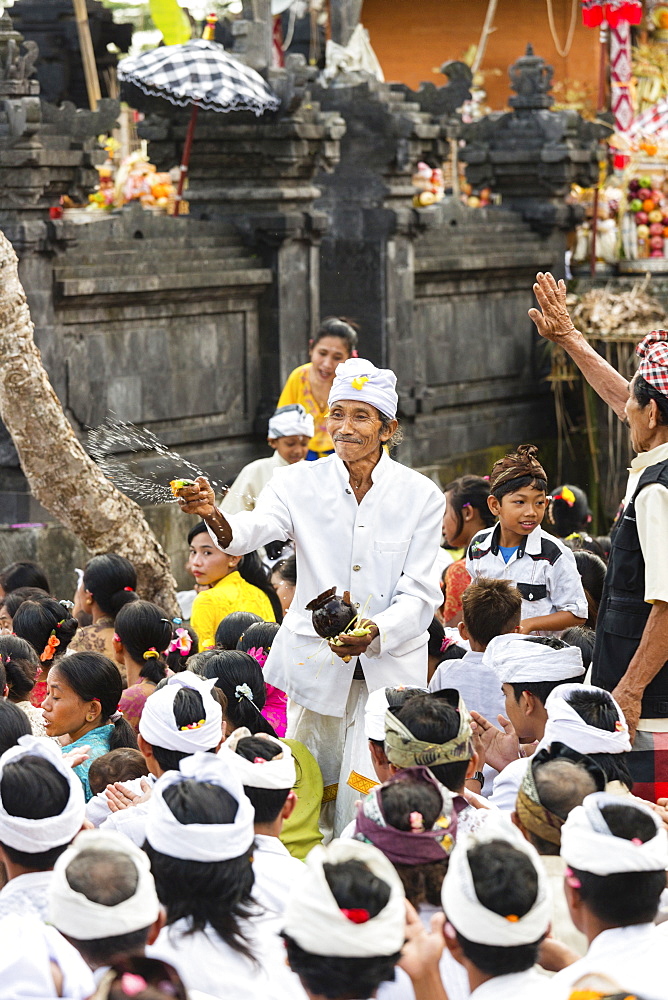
[551,923,668,1000]
[251,834,305,917]
[209,450,445,716]
[465,524,588,626]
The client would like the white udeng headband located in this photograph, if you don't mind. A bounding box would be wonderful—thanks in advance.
[328,358,399,420]
[267,405,315,440]
[482,634,584,684]
[561,791,668,876]
[145,751,255,862]
[364,686,427,742]
[543,683,632,755]
[0,735,85,853]
[220,728,296,790]
[49,829,160,940]
[282,839,406,958]
[441,813,552,947]
[138,671,222,754]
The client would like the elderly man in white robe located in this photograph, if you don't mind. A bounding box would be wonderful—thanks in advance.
[177,358,445,835]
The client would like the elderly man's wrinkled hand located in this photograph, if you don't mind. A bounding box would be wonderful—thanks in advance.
[175,476,217,519]
[329,622,379,660]
[528,272,579,345]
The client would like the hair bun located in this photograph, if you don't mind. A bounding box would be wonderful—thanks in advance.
[489,442,547,495]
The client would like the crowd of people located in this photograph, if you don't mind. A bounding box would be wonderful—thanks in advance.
[0,276,668,1000]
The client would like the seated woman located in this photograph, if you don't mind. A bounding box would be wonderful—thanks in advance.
[188,524,277,650]
[69,553,138,671]
[277,317,358,461]
[41,651,138,800]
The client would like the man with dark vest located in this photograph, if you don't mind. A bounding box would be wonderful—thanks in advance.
[529,272,668,802]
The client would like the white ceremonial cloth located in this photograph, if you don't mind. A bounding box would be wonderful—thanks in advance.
[221,729,296,789]
[0,870,52,922]
[328,358,398,419]
[543,684,631,755]
[86,774,156,827]
[221,451,289,516]
[0,914,94,1000]
[551,923,668,1000]
[208,449,445,716]
[251,834,305,916]
[470,969,556,1000]
[268,405,314,441]
[481,634,584,684]
[561,791,668,875]
[99,797,151,847]
[139,673,222,754]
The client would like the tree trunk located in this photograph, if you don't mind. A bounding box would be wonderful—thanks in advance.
[0,230,179,616]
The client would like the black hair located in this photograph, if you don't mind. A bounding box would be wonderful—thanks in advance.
[94,957,188,1000]
[549,485,591,537]
[572,550,607,628]
[145,779,257,961]
[272,555,296,587]
[284,858,399,999]
[83,553,138,619]
[493,475,548,501]
[214,611,263,650]
[0,755,72,869]
[461,577,523,647]
[235,736,291,823]
[88,748,149,797]
[453,840,544,975]
[561,625,596,672]
[0,561,50,595]
[165,625,198,673]
[147,687,219,773]
[380,777,449,908]
[312,316,358,355]
[427,618,466,663]
[564,534,607,560]
[0,700,31,755]
[237,551,283,622]
[571,803,665,924]
[633,373,668,426]
[236,620,280,656]
[186,521,209,546]
[114,601,171,685]
[13,598,79,661]
[594,535,611,562]
[1,586,50,621]
[393,693,471,791]
[565,688,633,789]
[443,475,495,544]
[191,650,275,736]
[53,653,137,750]
[509,675,585,709]
[0,634,39,702]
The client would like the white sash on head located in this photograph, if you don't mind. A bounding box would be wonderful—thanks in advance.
[0,735,85,853]
[482,634,584,684]
[561,791,668,875]
[138,672,222,753]
[145,751,255,862]
[543,683,632,754]
[220,728,296,789]
[364,686,427,742]
[282,839,406,957]
[49,829,160,940]
[441,813,552,947]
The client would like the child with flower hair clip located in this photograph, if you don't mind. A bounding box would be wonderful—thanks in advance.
[114,601,172,734]
[236,620,287,736]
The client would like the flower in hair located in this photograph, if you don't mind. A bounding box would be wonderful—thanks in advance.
[553,486,576,507]
[55,619,65,630]
[143,648,160,660]
[440,636,454,654]
[409,811,424,832]
[113,633,121,643]
[505,914,519,923]
[340,908,370,924]
[351,374,369,391]
[179,719,206,731]
[120,973,147,997]
[123,586,134,592]
[168,627,192,656]
[246,645,268,668]
[40,631,60,663]
[235,683,254,702]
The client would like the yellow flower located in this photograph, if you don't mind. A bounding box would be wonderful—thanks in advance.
[351,375,369,391]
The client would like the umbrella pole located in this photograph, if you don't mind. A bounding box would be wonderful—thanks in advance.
[173,102,199,216]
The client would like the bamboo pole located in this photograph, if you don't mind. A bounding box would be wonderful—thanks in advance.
[72,0,102,111]
[471,0,498,76]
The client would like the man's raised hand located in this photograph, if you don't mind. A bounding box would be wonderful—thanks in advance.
[528,272,579,344]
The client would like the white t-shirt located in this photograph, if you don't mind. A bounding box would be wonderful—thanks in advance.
[550,923,668,1000]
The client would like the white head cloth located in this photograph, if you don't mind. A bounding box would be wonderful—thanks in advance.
[145,751,255,862]
[328,358,399,420]
[0,735,85,853]
[543,683,632,754]
[442,812,552,947]
[138,671,222,754]
[561,791,668,876]
[282,839,406,957]
[364,685,427,741]
[220,727,296,789]
[267,404,315,440]
[482,633,584,684]
[49,829,161,940]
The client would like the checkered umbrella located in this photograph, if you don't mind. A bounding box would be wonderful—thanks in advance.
[117,39,280,116]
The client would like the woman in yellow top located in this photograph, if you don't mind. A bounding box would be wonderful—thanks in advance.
[277,317,358,460]
[188,523,278,649]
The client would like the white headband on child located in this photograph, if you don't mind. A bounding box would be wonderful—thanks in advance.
[543,683,631,755]
[282,839,406,958]
[0,735,85,853]
[220,727,296,790]
[145,751,255,863]
[267,404,315,441]
[328,358,399,420]
[482,634,584,684]
[561,792,668,876]
[442,813,552,947]
[364,686,427,742]
[138,672,222,754]
[49,829,160,940]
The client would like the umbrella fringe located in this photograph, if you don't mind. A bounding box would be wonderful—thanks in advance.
[121,76,279,115]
